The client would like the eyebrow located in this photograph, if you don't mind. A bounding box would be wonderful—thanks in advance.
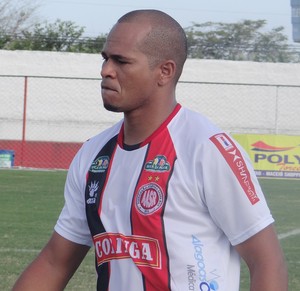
[101,51,131,61]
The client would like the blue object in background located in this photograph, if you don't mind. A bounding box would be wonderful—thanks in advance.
[291,0,300,42]
[0,150,15,168]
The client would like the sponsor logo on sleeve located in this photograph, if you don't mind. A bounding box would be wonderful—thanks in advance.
[210,133,260,205]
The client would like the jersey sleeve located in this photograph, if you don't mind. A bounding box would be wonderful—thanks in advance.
[202,133,274,246]
[54,146,93,247]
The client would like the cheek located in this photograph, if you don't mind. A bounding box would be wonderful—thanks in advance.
[120,74,144,94]
[119,66,157,95]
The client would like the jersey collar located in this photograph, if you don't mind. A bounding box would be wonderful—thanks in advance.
[117,103,182,149]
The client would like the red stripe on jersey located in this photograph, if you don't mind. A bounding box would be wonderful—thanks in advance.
[210,133,260,205]
[117,104,181,149]
[131,128,177,291]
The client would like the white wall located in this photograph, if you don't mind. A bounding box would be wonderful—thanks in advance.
[1,50,300,142]
[1,50,300,85]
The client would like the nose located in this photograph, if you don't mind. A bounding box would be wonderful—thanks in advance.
[101,59,116,79]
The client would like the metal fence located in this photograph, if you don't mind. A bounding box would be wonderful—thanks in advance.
[1,75,299,169]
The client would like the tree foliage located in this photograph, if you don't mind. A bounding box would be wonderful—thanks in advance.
[0,3,298,62]
[185,20,296,62]
[8,19,85,51]
[0,1,106,53]
[1,19,106,52]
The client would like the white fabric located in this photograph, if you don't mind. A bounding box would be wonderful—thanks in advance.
[55,106,274,291]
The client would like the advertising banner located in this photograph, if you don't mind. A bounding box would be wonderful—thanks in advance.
[0,150,14,168]
[233,134,300,179]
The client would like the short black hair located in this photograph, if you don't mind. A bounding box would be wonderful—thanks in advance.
[117,9,188,82]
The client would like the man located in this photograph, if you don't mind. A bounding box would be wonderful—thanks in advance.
[13,9,288,291]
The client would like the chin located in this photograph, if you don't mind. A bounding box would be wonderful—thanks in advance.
[104,103,122,112]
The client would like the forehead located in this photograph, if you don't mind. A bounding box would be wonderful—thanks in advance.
[103,22,152,54]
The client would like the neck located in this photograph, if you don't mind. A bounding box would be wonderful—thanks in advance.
[123,99,177,145]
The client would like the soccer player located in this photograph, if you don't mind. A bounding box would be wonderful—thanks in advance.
[13,9,288,291]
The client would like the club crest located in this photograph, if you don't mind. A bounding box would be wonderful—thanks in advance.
[136,183,164,215]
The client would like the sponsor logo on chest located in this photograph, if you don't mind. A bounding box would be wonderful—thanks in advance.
[86,180,99,204]
[89,156,109,173]
[144,155,170,172]
[93,233,161,268]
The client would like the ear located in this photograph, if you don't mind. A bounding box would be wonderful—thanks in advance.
[157,60,176,86]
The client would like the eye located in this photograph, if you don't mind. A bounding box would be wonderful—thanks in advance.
[115,57,128,64]
[117,59,128,64]
[101,52,108,62]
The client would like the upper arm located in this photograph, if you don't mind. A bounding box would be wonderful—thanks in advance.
[235,224,288,291]
[42,231,90,275]
[13,231,90,291]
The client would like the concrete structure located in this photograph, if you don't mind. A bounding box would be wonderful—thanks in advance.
[1,50,300,85]
[0,50,299,168]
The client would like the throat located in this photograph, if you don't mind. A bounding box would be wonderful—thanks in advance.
[123,142,141,151]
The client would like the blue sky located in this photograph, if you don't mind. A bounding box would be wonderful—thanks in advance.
[38,0,293,41]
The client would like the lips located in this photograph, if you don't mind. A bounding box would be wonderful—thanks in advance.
[101,82,118,92]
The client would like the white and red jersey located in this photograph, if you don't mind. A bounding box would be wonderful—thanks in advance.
[55,104,274,291]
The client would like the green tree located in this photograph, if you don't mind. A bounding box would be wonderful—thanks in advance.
[8,19,85,51]
[74,35,107,54]
[185,20,295,62]
[4,19,106,53]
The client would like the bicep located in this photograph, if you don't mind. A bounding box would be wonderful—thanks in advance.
[235,224,282,267]
[235,224,288,290]
[43,231,90,275]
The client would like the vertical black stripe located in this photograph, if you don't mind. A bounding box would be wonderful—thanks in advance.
[85,134,118,291]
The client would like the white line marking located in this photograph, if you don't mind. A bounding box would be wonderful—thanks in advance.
[278,228,300,240]
[0,248,39,253]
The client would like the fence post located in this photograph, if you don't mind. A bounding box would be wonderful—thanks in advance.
[274,85,279,135]
[21,76,28,167]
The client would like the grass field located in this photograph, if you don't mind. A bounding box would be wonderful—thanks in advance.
[0,169,299,290]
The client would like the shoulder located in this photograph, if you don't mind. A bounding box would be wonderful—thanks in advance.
[169,106,224,151]
[169,106,252,174]
[69,120,122,176]
[82,120,122,152]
